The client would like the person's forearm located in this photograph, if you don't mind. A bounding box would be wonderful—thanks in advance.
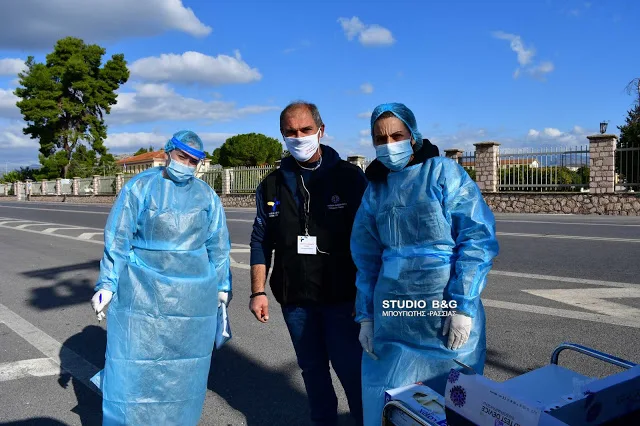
[250,264,267,294]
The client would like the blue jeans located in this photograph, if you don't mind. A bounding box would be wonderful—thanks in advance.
[282,303,364,426]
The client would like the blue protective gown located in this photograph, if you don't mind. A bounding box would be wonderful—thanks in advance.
[350,156,498,426]
[90,167,232,426]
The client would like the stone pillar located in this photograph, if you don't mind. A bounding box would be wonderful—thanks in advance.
[93,175,100,195]
[72,177,80,196]
[347,155,366,170]
[55,178,62,195]
[25,179,32,200]
[3,184,8,196]
[474,141,501,193]
[14,182,22,200]
[115,173,123,194]
[222,169,232,195]
[587,134,617,194]
[444,149,464,164]
[41,180,47,196]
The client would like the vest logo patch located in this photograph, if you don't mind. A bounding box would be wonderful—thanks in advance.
[327,194,347,210]
[267,198,280,217]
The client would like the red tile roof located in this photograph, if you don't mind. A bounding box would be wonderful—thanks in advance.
[117,150,166,165]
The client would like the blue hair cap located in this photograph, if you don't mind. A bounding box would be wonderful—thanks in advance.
[370,103,423,151]
[164,130,205,160]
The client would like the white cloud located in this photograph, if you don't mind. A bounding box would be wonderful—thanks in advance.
[338,17,395,47]
[526,126,592,146]
[0,59,26,76]
[0,0,211,50]
[0,122,38,149]
[492,31,535,66]
[110,83,279,124]
[358,111,372,119]
[360,83,374,94]
[492,31,554,80]
[0,88,20,119]
[529,61,555,80]
[359,129,370,137]
[105,131,237,153]
[130,51,262,86]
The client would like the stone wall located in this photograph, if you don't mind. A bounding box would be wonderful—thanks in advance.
[27,195,117,204]
[483,193,640,216]
[24,194,257,208]
[220,194,255,208]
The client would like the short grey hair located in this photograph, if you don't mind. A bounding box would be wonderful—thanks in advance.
[280,100,324,131]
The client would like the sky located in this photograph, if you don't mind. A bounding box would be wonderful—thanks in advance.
[0,0,638,171]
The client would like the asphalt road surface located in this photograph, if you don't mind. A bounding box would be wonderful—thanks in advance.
[0,200,639,425]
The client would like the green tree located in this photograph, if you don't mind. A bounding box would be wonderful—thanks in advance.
[14,36,129,178]
[218,133,283,167]
[207,148,221,165]
[133,146,155,156]
[616,103,640,186]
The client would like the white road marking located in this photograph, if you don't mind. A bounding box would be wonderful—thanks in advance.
[483,299,640,329]
[0,358,59,382]
[0,224,104,244]
[488,270,638,289]
[0,220,32,225]
[0,205,108,215]
[497,232,640,243]
[0,303,100,393]
[523,288,640,319]
[78,232,103,240]
[230,248,250,253]
[497,219,640,227]
[227,219,253,223]
[232,243,251,248]
[42,227,86,234]
[15,222,69,230]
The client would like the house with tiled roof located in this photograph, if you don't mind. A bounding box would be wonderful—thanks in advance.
[117,150,212,175]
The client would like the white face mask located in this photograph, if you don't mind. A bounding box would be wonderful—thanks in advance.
[284,128,321,162]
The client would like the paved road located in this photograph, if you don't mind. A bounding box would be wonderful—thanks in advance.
[0,200,639,425]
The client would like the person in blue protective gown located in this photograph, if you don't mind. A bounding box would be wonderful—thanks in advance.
[350,103,499,426]
[89,130,232,426]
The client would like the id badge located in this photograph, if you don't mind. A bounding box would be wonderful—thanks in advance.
[297,235,317,255]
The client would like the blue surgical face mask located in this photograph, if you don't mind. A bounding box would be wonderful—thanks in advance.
[375,139,413,171]
[166,158,197,183]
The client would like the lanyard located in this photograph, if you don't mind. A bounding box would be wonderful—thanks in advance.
[299,174,311,236]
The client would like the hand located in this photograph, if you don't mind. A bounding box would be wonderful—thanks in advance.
[443,312,472,350]
[249,294,269,323]
[359,320,378,360]
[91,289,113,322]
[218,291,231,307]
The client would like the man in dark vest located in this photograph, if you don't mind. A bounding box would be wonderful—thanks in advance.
[249,101,367,426]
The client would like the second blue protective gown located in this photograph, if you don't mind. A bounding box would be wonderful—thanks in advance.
[90,167,232,426]
[350,156,499,426]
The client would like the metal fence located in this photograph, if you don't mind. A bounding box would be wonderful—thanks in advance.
[498,146,590,192]
[229,166,274,194]
[97,176,116,195]
[616,146,640,191]
[78,178,93,194]
[61,180,72,194]
[460,151,476,181]
[201,170,223,193]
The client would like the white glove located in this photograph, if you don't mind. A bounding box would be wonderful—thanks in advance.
[218,291,231,307]
[91,289,113,322]
[443,312,472,350]
[359,320,378,360]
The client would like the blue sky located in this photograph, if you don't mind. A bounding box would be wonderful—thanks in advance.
[0,0,638,170]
